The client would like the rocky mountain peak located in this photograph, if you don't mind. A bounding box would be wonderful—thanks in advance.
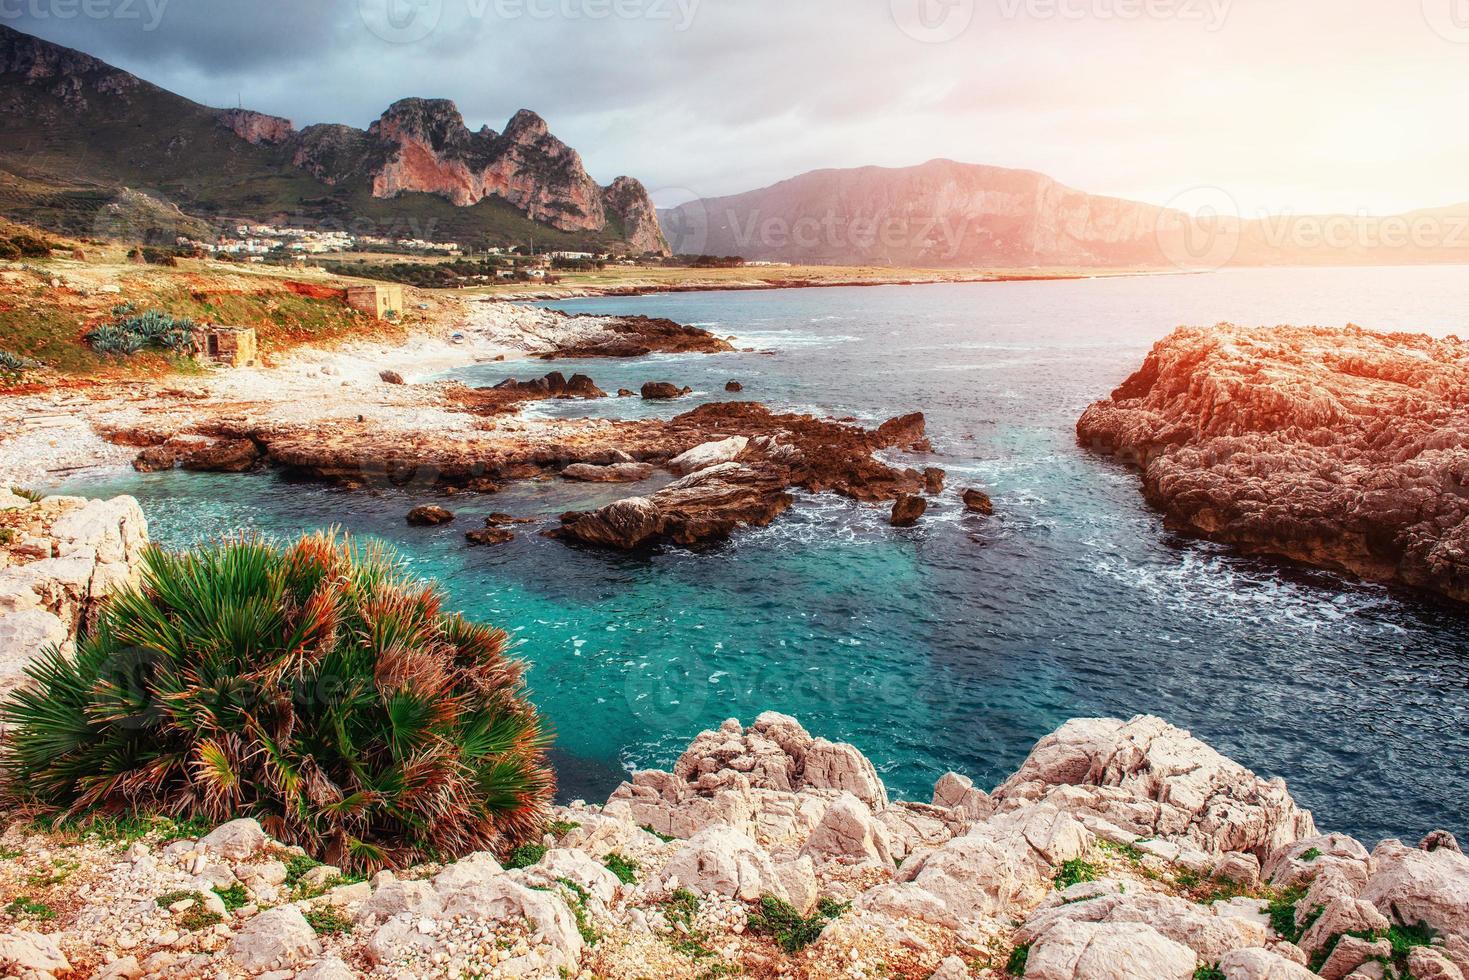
[504,108,550,142]
[0,23,140,108]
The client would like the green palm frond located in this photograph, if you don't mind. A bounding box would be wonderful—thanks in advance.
[0,532,551,872]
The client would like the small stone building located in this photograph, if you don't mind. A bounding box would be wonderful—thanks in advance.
[345,284,405,319]
[192,326,258,368]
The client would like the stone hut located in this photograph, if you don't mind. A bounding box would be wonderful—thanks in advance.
[345,284,405,319]
[193,326,257,368]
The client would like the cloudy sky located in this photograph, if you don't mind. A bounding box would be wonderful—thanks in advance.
[6,0,1467,215]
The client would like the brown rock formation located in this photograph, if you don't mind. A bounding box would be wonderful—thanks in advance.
[551,317,734,359]
[406,505,454,526]
[492,371,606,400]
[1077,324,1469,601]
[961,488,994,515]
[602,175,669,255]
[551,405,930,550]
[890,495,926,527]
[217,108,294,145]
[641,382,686,400]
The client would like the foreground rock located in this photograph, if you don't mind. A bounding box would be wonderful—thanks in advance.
[0,493,148,691]
[1077,325,1469,601]
[0,711,1460,979]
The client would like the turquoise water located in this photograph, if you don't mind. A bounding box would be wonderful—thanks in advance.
[62,266,1469,845]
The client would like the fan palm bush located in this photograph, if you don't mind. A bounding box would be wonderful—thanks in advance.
[0,532,553,872]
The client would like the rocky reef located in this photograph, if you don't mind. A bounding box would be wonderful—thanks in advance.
[0,491,147,691]
[0,713,1461,979]
[1077,324,1469,601]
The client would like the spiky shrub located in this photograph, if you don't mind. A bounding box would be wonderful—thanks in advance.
[0,533,553,872]
[84,308,198,356]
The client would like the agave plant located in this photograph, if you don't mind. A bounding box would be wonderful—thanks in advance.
[0,532,553,871]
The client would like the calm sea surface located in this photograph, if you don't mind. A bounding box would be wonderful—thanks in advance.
[61,266,1469,846]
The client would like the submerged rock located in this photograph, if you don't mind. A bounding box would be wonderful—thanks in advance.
[641,381,687,400]
[406,504,454,526]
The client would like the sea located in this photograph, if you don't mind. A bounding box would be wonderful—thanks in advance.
[59,265,1469,846]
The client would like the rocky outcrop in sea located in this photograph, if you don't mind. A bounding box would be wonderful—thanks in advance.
[1077,324,1469,601]
[0,713,1461,979]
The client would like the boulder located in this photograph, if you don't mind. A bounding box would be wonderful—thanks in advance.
[561,462,656,482]
[297,958,358,980]
[466,524,515,546]
[641,381,685,399]
[725,380,743,392]
[668,436,750,475]
[929,955,971,980]
[905,804,1092,922]
[1318,935,1391,980]
[1407,947,1466,980]
[656,824,791,903]
[1217,948,1320,980]
[923,467,946,494]
[1018,889,1254,962]
[801,793,893,867]
[617,388,635,397]
[178,437,261,473]
[1298,894,1390,957]
[0,930,70,974]
[961,488,994,514]
[1265,834,1371,891]
[431,852,504,896]
[361,875,442,921]
[199,818,268,861]
[872,412,930,451]
[406,504,455,526]
[379,370,406,385]
[995,715,1315,859]
[1022,920,1196,980]
[932,771,993,821]
[1360,838,1469,941]
[227,906,321,971]
[891,494,926,527]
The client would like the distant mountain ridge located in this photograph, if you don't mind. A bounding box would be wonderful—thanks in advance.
[0,25,668,252]
[661,159,1469,268]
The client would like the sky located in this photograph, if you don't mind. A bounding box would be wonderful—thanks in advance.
[5,0,1468,215]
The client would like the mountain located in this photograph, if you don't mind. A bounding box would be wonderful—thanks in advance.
[0,26,668,253]
[660,159,1469,268]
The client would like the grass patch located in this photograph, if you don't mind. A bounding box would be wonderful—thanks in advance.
[6,896,55,920]
[1054,858,1100,889]
[303,904,354,935]
[212,882,249,911]
[1265,886,1317,944]
[1309,921,1435,975]
[28,811,214,846]
[26,858,78,888]
[746,895,849,954]
[505,842,548,870]
[1194,966,1225,980]
[604,852,639,885]
[1006,943,1031,976]
[548,820,581,837]
[1096,838,1146,864]
[155,890,221,930]
[556,878,600,946]
[664,888,715,959]
[1301,847,1322,861]
[641,824,678,843]
[283,853,323,887]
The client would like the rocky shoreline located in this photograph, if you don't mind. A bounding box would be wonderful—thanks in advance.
[0,712,1460,979]
[1077,324,1469,602]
